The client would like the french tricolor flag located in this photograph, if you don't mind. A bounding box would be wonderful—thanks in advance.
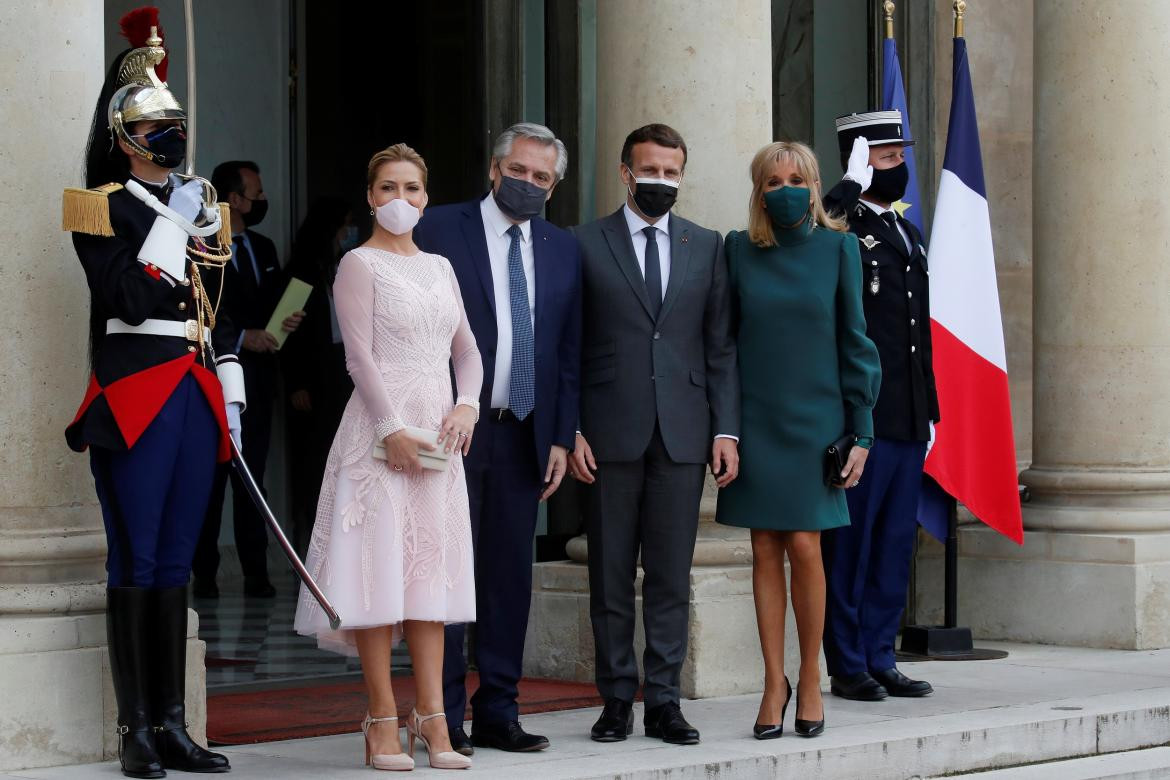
[923,35,1024,544]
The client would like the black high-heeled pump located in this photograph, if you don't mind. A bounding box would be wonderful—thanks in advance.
[794,683,825,737]
[753,676,793,740]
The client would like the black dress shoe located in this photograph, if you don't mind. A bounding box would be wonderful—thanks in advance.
[243,576,276,598]
[870,667,933,697]
[471,721,550,752]
[591,698,634,742]
[645,702,700,745]
[753,676,791,740]
[830,672,888,701]
[448,726,474,756]
[191,578,219,599]
[793,688,825,738]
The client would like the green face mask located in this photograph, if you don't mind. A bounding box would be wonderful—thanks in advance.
[763,186,811,229]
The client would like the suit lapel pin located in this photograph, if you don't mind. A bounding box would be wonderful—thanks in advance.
[681,234,689,244]
[861,235,880,250]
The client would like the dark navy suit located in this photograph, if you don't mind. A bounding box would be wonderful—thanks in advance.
[821,180,940,677]
[415,195,581,728]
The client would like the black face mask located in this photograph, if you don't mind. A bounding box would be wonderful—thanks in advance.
[494,166,548,222]
[625,167,679,219]
[242,197,269,227]
[867,161,909,204]
[143,125,187,169]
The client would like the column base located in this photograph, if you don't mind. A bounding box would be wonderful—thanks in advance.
[524,560,826,699]
[0,609,207,772]
[914,524,1170,650]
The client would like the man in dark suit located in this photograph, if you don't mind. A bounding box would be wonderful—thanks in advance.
[414,122,581,755]
[821,111,939,703]
[193,160,302,599]
[568,124,739,746]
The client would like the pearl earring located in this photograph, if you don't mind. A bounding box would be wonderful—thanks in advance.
[369,208,374,216]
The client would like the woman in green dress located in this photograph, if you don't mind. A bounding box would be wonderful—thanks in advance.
[716,141,880,739]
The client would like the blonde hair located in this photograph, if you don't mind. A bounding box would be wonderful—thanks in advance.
[367,143,428,189]
[746,141,846,247]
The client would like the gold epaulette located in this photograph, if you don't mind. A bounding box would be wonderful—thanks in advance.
[217,202,232,250]
[62,183,124,236]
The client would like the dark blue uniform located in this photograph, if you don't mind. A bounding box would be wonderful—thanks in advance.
[822,180,939,679]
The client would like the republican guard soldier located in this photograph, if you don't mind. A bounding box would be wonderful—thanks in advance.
[821,110,939,703]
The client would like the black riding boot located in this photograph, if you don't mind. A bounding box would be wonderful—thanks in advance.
[150,586,230,773]
[108,587,166,779]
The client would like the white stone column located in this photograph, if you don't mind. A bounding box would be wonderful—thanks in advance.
[0,5,205,770]
[917,0,1170,650]
[524,0,828,698]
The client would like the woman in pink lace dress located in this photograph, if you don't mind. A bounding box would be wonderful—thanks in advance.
[294,144,481,770]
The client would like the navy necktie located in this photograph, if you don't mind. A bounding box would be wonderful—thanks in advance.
[506,224,535,420]
[642,226,662,320]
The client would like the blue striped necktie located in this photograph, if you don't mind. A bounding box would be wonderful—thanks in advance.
[506,224,535,420]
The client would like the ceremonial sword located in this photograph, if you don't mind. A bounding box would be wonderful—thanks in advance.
[182,0,340,630]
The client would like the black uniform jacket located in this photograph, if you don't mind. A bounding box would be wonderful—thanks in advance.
[66,180,239,457]
[824,179,939,442]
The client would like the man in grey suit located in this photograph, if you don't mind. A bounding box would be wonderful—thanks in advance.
[568,123,739,746]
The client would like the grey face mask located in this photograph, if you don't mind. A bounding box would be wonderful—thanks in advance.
[493,165,548,222]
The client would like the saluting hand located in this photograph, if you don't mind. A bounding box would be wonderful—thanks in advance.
[844,136,874,192]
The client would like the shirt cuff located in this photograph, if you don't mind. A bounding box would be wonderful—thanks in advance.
[714,434,739,442]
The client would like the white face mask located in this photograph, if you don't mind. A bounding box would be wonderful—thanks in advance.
[375,198,421,235]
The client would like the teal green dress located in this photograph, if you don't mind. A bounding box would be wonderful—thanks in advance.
[716,221,881,531]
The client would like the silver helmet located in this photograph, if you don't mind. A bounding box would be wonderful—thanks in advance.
[108,24,186,166]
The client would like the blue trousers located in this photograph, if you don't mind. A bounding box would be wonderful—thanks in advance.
[443,415,541,728]
[91,375,219,588]
[822,437,927,676]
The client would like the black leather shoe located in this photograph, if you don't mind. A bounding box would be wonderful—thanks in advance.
[793,687,825,738]
[591,698,634,742]
[753,676,791,740]
[151,587,231,773]
[645,702,700,745]
[830,672,888,701]
[871,667,933,697]
[243,576,276,598]
[191,578,218,599]
[471,721,550,752]
[448,726,474,757]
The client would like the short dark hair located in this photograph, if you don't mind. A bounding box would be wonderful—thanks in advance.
[620,124,687,170]
[211,160,260,198]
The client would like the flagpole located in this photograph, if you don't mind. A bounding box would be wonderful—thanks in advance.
[884,1,895,39]
[954,0,966,38]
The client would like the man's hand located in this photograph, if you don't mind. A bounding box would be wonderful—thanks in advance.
[567,432,597,484]
[843,136,874,192]
[282,310,305,333]
[290,389,312,412]
[711,438,740,488]
[541,445,568,501]
[242,328,279,353]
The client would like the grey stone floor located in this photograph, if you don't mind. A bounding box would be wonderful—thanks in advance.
[8,643,1170,779]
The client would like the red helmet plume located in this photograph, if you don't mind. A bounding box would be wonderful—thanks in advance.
[119,6,168,82]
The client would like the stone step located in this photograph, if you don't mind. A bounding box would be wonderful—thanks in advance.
[941,746,1170,779]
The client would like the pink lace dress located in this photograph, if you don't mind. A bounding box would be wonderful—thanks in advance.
[294,247,482,655]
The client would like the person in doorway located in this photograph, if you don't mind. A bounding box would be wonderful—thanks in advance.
[294,143,480,771]
[282,197,357,556]
[568,123,739,746]
[63,9,236,776]
[413,122,581,755]
[192,159,302,599]
[716,141,881,739]
[820,110,940,702]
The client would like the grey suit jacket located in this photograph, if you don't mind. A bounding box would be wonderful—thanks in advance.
[572,208,739,464]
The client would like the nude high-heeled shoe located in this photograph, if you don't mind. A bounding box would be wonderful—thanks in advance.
[361,714,414,771]
[407,709,472,770]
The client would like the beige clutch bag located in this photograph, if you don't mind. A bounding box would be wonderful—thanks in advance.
[372,427,452,471]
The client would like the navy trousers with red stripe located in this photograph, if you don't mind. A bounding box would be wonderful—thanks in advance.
[822,437,928,677]
[91,375,219,588]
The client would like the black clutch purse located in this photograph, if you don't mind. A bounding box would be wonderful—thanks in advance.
[823,433,855,487]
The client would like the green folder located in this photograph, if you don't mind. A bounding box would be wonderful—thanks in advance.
[265,277,313,349]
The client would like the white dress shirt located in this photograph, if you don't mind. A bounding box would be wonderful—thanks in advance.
[861,199,912,253]
[622,203,670,302]
[481,193,537,409]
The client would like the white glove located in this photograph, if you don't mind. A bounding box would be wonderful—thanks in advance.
[843,136,873,192]
[226,402,243,453]
[169,179,206,223]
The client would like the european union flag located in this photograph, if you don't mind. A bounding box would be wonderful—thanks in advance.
[881,37,924,235]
